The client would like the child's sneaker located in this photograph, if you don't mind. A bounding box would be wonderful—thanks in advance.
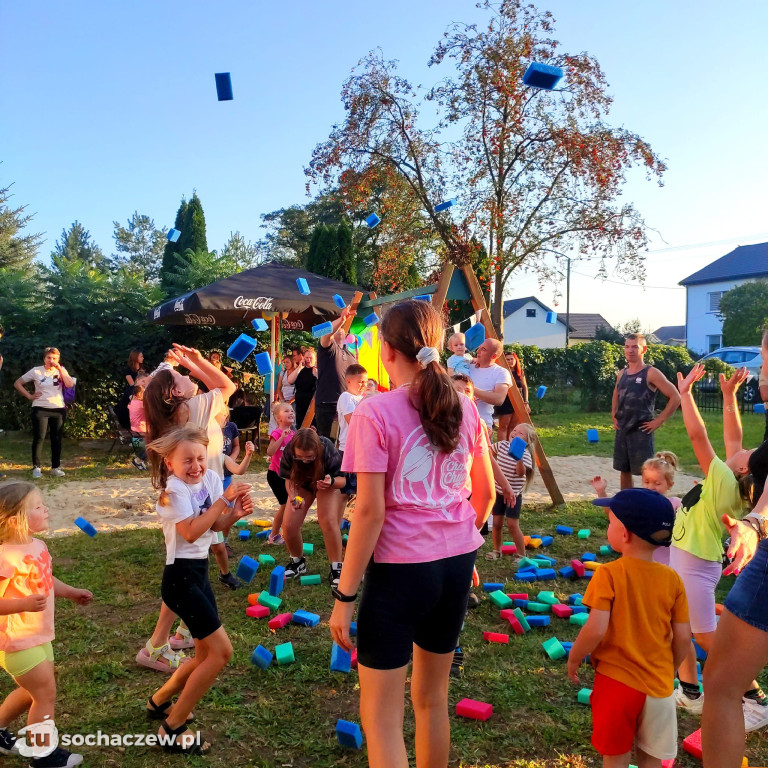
[32,467,42,479]
[50,467,65,477]
[30,746,83,766]
[449,648,464,678]
[268,533,285,545]
[218,572,240,590]
[284,557,307,579]
[0,727,19,754]
[674,686,704,714]
[131,456,147,471]
[743,696,768,732]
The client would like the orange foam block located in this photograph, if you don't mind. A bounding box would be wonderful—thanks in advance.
[524,536,531,545]
[456,698,493,721]
[483,631,509,644]
[247,593,261,606]
[246,605,270,619]
[268,612,293,630]
[682,729,702,760]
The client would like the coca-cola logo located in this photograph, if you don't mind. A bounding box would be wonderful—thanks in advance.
[183,314,216,325]
[174,299,184,312]
[281,319,305,330]
[233,296,274,311]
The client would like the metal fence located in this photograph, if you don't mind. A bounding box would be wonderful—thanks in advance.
[694,375,760,413]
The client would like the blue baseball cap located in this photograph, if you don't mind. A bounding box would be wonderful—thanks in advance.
[593,488,675,547]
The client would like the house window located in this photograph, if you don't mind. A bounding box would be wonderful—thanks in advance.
[707,334,722,352]
[708,291,723,313]
[526,308,536,318]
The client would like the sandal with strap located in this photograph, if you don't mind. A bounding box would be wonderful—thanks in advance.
[146,696,195,723]
[135,641,189,673]
[169,624,195,651]
[159,720,210,755]
[485,549,502,560]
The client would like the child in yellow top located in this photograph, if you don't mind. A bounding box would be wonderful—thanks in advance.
[568,489,690,768]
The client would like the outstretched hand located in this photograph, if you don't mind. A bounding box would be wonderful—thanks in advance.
[722,514,759,575]
[677,364,706,395]
[720,367,749,397]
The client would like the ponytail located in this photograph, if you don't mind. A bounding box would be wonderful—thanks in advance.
[380,300,462,453]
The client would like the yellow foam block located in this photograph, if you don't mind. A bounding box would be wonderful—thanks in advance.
[528,538,542,549]
[251,519,272,527]
[583,561,601,571]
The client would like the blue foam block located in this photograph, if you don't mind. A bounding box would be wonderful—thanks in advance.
[567,594,583,605]
[514,571,537,582]
[483,582,505,592]
[434,199,456,212]
[561,641,573,655]
[312,321,333,338]
[536,385,547,399]
[755,403,766,414]
[330,643,352,673]
[269,566,285,597]
[522,62,564,90]
[571,605,588,614]
[587,428,599,443]
[296,277,310,295]
[254,352,273,376]
[694,640,707,661]
[251,318,268,332]
[363,313,379,328]
[546,311,557,324]
[582,553,596,562]
[167,228,181,242]
[535,568,556,580]
[558,566,576,579]
[539,536,554,547]
[366,213,380,228]
[518,563,537,572]
[236,555,259,583]
[292,610,320,627]
[336,719,363,749]
[349,621,357,637]
[333,294,346,309]
[74,517,97,537]
[508,436,527,460]
[227,334,258,363]
[556,525,573,535]
[526,615,550,627]
[238,530,250,541]
[464,323,485,352]
[250,645,272,669]
[513,599,528,608]
[584,570,594,579]
[414,295,431,302]
[215,72,233,101]
[536,555,556,564]
[256,529,270,539]
[340,519,351,531]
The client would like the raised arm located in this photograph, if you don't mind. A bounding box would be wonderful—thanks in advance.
[676,365,716,476]
[720,367,749,459]
[320,305,355,348]
[170,344,236,402]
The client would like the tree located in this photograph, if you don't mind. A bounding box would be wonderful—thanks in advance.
[161,197,188,289]
[594,323,623,344]
[220,231,260,271]
[161,193,208,292]
[111,212,166,281]
[720,281,768,346]
[0,184,42,270]
[307,1,664,336]
[164,248,239,297]
[335,219,356,285]
[52,221,106,269]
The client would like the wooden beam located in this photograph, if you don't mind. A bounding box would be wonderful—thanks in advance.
[431,263,454,311]
[357,285,436,311]
[460,264,565,507]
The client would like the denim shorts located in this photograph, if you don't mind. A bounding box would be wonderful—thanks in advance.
[724,539,768,632]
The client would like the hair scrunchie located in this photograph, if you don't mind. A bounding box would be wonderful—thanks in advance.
[416,346,440,368]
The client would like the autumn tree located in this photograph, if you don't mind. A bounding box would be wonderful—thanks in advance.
[307,0,664,336]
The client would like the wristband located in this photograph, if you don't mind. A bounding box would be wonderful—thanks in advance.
[744,513,768,541]
[332,587,358,602]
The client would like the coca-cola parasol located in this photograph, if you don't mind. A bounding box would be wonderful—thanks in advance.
[147,262,358,331]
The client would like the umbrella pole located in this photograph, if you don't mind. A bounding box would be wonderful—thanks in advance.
[269,315,276,412]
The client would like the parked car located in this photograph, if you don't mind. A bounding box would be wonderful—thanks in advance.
[697,346,762,401]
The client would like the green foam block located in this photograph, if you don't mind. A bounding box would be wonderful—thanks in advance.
[600,545,612,555]
[303,542,314,555]
[537,591,559,605]
[532,558,551,568]
[257,591,282,611]
[342,534,348,544]
[570,612,589,627]
[577,688,592,705]
[512,607,530,632]
[488,590,513,609]
[518,557,538,569]
[300,574,322,586]
[577,529,591,539]
[258,554,275,565]
[235,519,250,527]
[542,637,566,660]
[275,641,295,665]
[526,601,550,613]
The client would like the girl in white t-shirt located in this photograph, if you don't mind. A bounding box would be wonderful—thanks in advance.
[145,424,252,755]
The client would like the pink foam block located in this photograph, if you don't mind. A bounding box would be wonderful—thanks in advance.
[351,648,358,669]
[551,604,573,618]
[571,559,586,578]
[268,612,293,630]
[682,729,702,760]
[483,631,509,644]
[501,544,517,555]
[508,593,528,600]
[508,616,524,635]
[456,698,493,721]
[246,605,270,618]
[662,761,675,768]
[500,609,516,621]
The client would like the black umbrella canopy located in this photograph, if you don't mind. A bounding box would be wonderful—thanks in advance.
[147,263,360,331]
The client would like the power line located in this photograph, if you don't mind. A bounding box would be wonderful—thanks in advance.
[570,269,684,290]
[643,232,768,260]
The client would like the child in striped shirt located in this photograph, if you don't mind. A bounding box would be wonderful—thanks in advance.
[485,423,537,560]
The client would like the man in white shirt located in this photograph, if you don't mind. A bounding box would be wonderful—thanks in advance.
[468,338,512,430]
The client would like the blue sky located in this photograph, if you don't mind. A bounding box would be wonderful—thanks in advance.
[3,0,768,331]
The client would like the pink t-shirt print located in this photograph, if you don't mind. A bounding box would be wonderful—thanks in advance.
[0,538,55,652]
[342,386,487,564]
[268,430,295,473]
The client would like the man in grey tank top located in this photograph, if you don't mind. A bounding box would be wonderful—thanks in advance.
[612,334,681,489]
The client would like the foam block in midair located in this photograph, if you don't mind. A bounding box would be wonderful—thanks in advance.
[363,313,379,328]
[546,311,557,324]
[336,720,363,749]
[414,295,431,302]
[522,62,564,90]
[582,552,596,562]
[587,428,599,443]
[577,529,591,539]
[312,321,333,338]
[483,582,504,592]
[215,72,233,101]
[74,517,97,537]
[251,318,268,332]
[333,294,346,309]
[434,199,456,212]
[238,530,250,540]
[755,403,766,414]
[365,213,380,228]
[296,277,310,295]
[464,323,485,352]
[302,542,314,555]
[577,688,592,705]
[227,334,258,363]
[537,385,547,399]
[167,228,181,242]
[254,352,273,375]
[236,555,259,583]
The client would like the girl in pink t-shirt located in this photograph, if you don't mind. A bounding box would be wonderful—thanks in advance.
[0,482,92,764]
[265,402,296,545]
[329,300,495,768]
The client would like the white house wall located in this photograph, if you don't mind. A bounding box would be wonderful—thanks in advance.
[503,301,566,348]
[686,278,754,354]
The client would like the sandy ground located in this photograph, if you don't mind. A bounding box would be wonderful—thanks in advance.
[43,456,703,537]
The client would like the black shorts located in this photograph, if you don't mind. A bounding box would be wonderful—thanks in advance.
[161,558,221,641]
[494,398,515,416]
[267,469,288,505]
[357,549,477,670]
[612,427,654,475]
[491,493,522,519]
[337,451,357,495]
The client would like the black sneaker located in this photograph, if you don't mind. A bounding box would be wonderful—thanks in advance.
[30,747,83,767]
[450,648,464,678]
[224,541,234,558]
[328,561,342,589]
[218,572,240,590]
[284,557,307,579]
[0,727,18,755]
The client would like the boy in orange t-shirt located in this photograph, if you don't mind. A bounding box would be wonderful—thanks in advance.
[568,488,691,768]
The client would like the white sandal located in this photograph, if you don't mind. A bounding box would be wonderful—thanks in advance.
[169,624,195,651]
[136,641,188,673]
[485,550,502,560]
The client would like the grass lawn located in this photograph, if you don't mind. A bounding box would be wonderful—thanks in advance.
[2,505,764,768]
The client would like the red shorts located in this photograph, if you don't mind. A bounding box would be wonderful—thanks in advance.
[591,673,677,759]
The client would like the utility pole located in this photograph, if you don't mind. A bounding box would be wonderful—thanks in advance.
[565,256,571,348]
